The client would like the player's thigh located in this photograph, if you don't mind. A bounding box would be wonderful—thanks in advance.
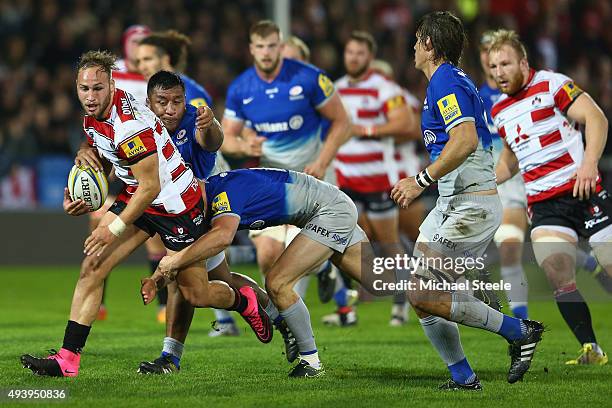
[267,234,333,291]
[207,256,232,283]
[144,233,166,255]
[357,211,374,239]
[366,212,400,244]
[173,259,210,302]
[531,226,577,286]
[83,211,150,277]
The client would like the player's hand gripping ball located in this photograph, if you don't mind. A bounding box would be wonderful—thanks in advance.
[67,165,108,211]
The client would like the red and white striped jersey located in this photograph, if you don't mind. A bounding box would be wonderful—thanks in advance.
[491,69,589,205]
[83,88,201,216]
[395,88,422,178]
[113,60,147,103]
[334,71,406,193]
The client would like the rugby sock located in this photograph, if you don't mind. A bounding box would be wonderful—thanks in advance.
[500,264,529,319]
[576,248,592,271]
[62,320,91,354]
[333,273,349,307]
[263,300,281,323]
[161,336,183,368]
[555,286,597,344]
[280,297,319,368]
[213,309,235,324]
[148,257,168,306]
[419,316,475,384]
[449,292,526,341]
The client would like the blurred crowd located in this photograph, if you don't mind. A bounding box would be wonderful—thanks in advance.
[0,0,610,207]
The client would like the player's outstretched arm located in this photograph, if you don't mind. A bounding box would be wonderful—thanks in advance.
[195,106,224,152]
[567,93,609,200]
[159,215,240,280]
[305,93,351,178]
[495,141,519,184]
[354,102,418,142]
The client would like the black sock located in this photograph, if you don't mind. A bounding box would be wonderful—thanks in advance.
[62,320,91,354]
[555,289,597,344]
[149,258,168,306]
[229,288,248,313]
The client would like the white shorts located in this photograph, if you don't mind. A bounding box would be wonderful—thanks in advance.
[249,225,287,243]
[206,251,226,271]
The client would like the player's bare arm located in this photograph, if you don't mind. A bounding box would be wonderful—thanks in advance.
[84,153,160,256]
[154,215,240,282]
[495,141,519,184]
[566,93,609,200]
[353,102,418,142]
[195,105,224,152]
[221,117,265,157]
[304,93,351,179]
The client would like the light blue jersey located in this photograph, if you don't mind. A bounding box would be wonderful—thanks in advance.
[421,63,496,196]
[224,58,334,170]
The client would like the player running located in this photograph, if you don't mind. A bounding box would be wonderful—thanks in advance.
[137,71,298,374]
[489,29,609,365]
[221,21,351,306]
[391,12,544,389]
[20,51,271,377]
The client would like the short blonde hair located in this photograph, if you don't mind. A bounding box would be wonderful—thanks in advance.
[488,29,528,60]
[285,36,310,61]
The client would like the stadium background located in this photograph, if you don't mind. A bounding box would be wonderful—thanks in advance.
[0,0,610,211]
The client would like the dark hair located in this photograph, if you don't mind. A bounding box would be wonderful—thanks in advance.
[77,50,117,75]
[147,70,185,96]
[249,20,281,40]
[348,30,377,55]
[415,11,467,66]
[139,30,191,72]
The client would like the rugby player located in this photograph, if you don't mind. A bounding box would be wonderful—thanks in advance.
[391,12,544,389]
[20,51,270,377]
[221,21,351,306]
[490,29,609,365]
[334,32,416,326]
[142,168,377,378]
[137,71,298,373]
[135,29,216,324]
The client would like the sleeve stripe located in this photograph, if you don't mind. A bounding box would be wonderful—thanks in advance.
[445,117,475,134]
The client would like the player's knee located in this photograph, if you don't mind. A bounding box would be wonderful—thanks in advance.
[264,274,287,301]
[79,256,108,283]
[405,277,428,309]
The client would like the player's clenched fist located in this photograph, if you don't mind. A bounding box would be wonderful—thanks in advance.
[391,177,423,209]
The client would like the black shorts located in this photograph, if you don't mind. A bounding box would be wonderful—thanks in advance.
[341,188,397,218]
[110,198,208,251]
[529,189,612,239]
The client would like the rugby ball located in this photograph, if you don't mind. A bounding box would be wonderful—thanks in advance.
[67,165,108,211]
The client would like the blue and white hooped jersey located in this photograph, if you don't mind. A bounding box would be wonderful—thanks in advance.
[421,63,496,196]
[478,82,504,155]
[224,58,334,171]
[170,104,216,180]
[180,74,213,109]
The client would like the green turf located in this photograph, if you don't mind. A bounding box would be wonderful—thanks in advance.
[1,264,610,407]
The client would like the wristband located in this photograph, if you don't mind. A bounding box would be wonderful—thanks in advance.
[108,217,127,237]
[415,168,435,189]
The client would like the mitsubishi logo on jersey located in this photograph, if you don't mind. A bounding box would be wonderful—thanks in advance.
[532,96,542,106]
[514,124,529,145]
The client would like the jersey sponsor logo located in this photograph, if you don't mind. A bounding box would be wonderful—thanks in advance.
[212,191,231,214]
[254,121,289,132]
[289,115,304,130]
[423,129,436,146]
[265,88,279,99]
[242,97,254,105]
[120,98,132,115]
[437,93,462,124]
[562,82,581,100]
[318,73,334,98]
[385,95,406,111]
[585,216,609,230]
[432,233,457,251]
[305,222,330,237]
[120,136,146,158]
[189,98,208,108]
[175,129,188,146]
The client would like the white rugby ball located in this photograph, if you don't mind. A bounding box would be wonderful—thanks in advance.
[67,165,109,211]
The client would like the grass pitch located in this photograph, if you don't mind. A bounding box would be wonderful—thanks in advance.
[1,264,610,407]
